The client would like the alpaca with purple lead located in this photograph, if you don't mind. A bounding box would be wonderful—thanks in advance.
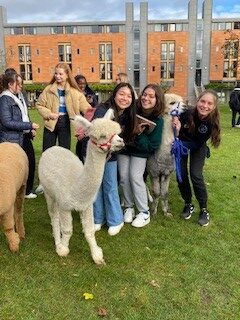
[147,93,186,216]
[38,109,124,265]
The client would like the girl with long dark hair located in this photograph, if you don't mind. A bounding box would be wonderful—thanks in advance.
[172,89,221,226]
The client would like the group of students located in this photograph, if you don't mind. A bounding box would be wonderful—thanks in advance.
[0,62,221,235]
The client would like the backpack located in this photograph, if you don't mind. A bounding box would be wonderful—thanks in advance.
[229,90,240,111]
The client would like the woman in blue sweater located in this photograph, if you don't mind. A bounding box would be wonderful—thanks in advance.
[118,84,165,228]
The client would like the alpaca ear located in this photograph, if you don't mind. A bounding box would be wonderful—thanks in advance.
[104,108,115,120]
[72,115,92,130]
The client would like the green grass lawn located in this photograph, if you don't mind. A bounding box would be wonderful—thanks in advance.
[0,105,240,319]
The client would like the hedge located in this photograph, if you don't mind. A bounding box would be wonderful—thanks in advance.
[205,82,235,91]
[23,82,116,94]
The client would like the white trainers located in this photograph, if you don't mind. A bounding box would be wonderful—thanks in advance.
[124,207,135,223]
[108,222,124,236]
[94,224,102,232]
[25,193,37,199]
[35,184,44,194]
[131,212,150,228]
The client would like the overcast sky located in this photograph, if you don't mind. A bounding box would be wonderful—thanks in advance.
[0,0,239,23]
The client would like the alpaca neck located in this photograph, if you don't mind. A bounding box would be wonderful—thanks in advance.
[157,115,174,155]
[72,142,107,210]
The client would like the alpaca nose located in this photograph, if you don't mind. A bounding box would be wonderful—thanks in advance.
[118,136,124,146]
[111,135,124,151]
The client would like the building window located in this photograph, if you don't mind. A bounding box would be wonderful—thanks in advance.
[106,25,119,33]
[160,41,175,80]
[223,40,239,78]
[234,21,240,29]
[176,24,183,31]
[24,27,36,35]
[18,44,32,81]
[58,43,72,68]
[92,25,103,33]
[99,43,112,81]
[92,25,119,33]
[51,26,63,34]
[226,22,232,30]
[161,24,168,31]
[169,24,176,32]
[65,26,77,34]
[11,27,23,35]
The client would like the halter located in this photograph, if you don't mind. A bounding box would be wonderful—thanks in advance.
[91,134,115,151]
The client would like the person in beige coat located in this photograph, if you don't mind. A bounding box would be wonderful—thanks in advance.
[35,62,91,193]
[36,62,91,151]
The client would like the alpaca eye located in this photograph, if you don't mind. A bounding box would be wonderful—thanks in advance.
[100,134,107,139]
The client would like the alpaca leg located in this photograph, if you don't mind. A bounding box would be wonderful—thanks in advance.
[151,176,161,216]
[160,175,172,217]
[14,185,26,240]
[80,206,105,265]
[2,207,20,252]
[44,193,64,256]
[58,210,73,256]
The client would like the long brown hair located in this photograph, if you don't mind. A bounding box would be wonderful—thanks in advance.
[49,63,80,90]
[137,84,165,117]
[189,89,221,148]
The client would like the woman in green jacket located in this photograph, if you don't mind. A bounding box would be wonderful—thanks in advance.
[117,84,165,228]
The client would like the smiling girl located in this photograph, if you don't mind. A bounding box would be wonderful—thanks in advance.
[36,63,91,152]
[172,89,221,226]
[90,82,136,236]
[118,84,165,228]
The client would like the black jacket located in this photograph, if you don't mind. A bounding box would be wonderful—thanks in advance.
[0,95,32,146]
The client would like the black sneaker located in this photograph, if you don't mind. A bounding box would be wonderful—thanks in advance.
[198,208,210,226]
[181,203,194,220]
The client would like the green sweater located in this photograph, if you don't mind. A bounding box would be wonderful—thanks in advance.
[120,117,163,158]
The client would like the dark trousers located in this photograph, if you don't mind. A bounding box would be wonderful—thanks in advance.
[177,144,207,209]
[231,109,240,127]
[22,133,36,195]
[43,115,71,151]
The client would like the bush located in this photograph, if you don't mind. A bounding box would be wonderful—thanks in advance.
[205,82,235,91]
[24,82,116,95]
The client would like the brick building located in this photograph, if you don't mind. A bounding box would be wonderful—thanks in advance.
[0,0,239,103]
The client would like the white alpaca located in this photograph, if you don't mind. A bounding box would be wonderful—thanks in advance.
[147,93,186,216]
[38,109,124,265]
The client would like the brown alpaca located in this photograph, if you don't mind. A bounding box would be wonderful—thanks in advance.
[0,142,28,252]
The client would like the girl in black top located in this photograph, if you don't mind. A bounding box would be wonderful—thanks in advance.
[173,90,221,226]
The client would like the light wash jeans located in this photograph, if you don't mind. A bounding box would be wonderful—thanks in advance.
[93,160,123,227]
[117,154,149,213]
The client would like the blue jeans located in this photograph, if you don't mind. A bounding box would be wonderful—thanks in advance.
[93,160,123,227]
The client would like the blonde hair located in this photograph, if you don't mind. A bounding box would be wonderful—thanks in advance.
[117,72,129,83]
[50,63,80,90]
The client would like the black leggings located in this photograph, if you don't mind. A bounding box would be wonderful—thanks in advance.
[22,134,36,195]
[231,109,240,127]
[177,144,207,209]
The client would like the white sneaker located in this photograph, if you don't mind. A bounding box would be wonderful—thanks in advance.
[124,207,135,223]
[94,224,102,232]
[131,212,150,228]
[108,222,124,236]
[35,184,44,194]
[25,193,37,199]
